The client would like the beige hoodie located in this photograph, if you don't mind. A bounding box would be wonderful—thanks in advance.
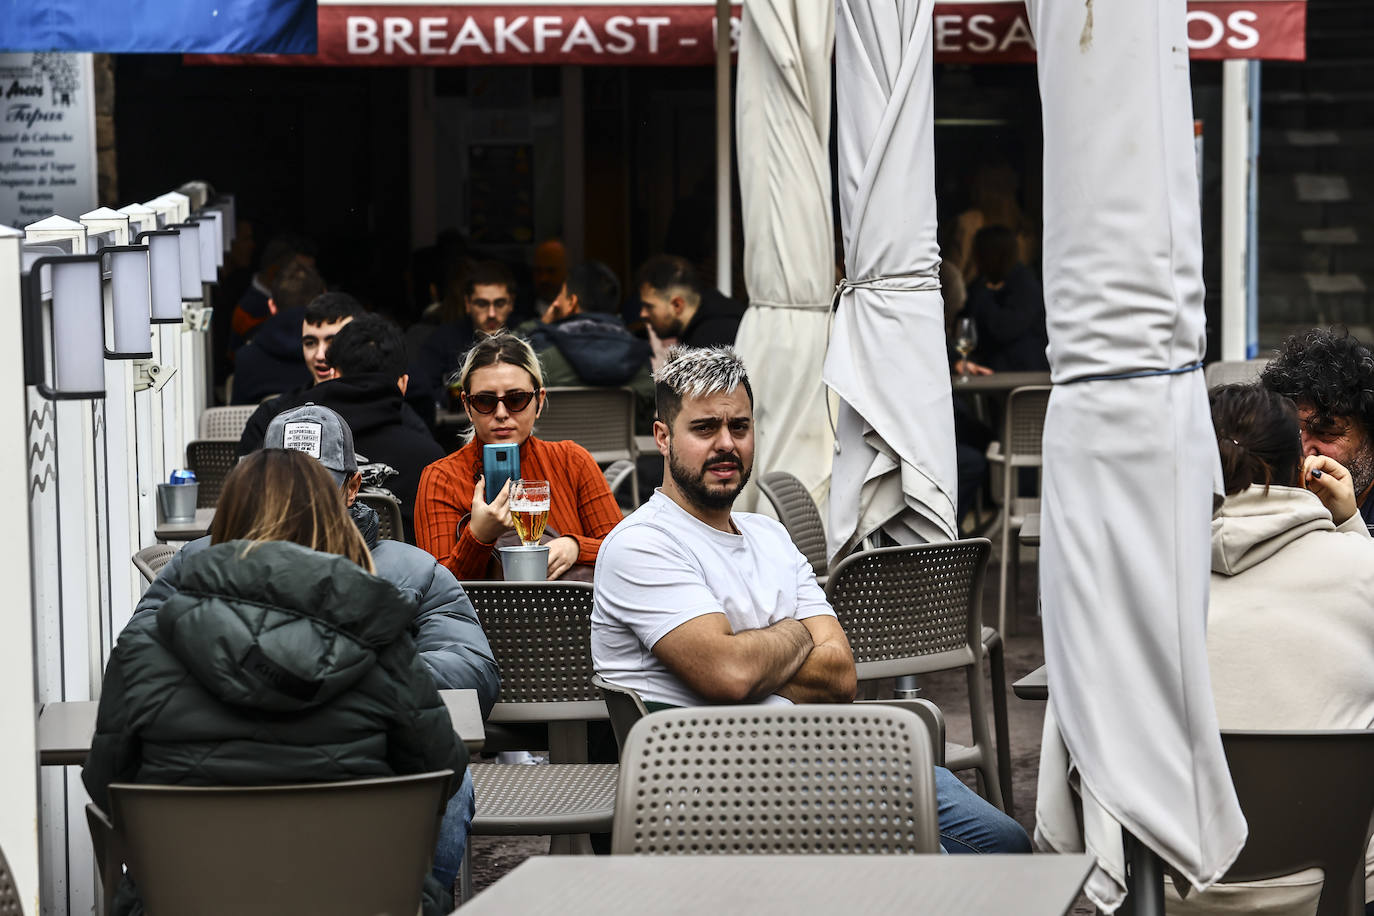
[1169,485,1374,916]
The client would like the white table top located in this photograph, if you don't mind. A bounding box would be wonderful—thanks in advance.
[38,688,485,766]
[459,854,1094,915]
[154,507,216,542]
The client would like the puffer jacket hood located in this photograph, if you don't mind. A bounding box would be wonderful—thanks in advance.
[1210,484,1335,576]
[527,312,650,385]
[157,540,416,712]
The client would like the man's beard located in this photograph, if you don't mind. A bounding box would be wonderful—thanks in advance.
[668,443,751,512]
[1347,445,1374,499]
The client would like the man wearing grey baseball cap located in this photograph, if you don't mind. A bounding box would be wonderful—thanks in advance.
[131,403,499,905]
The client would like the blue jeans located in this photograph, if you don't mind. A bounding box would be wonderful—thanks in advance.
[935,766,1030,854]
[431,769,476,895]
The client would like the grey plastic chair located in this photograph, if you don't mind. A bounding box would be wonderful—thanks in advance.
[356,491,403,542]
[196,405,257,441]
[1219,729,1374,916]
[611,704,939,854]
[185,439,239,508]
[591,676,948,768]
[533,386,639,507]
[826,539,1009,813]
[0,842,21,916]
[132,544,179,585]
[1204,357,1269,389]
[602,458,636,508]
[756,470,828,584]
[460,582,617,899]
[88,770,451,916]
[985,385,1050,637]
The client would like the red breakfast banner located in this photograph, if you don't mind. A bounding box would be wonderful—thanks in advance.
[192,0,1306,67]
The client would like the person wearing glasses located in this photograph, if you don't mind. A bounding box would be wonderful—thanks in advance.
[415,332,623,581]
[412,260,519,410]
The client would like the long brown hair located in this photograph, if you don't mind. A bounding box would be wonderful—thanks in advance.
[210,449,374,573]
[1210,383,1303,497]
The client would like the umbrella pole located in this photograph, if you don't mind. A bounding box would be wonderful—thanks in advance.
[1123,831,1166,916]
[714,0,732,296]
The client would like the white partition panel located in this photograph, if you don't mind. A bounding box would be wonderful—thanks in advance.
[0,225,41,916]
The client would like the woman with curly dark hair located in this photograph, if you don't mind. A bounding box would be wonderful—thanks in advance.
[1260,326,1374,525]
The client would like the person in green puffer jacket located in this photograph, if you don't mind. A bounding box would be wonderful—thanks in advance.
[83,449,466,916]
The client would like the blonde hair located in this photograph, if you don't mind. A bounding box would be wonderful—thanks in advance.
[454,330,544,393]
[210,449,375,573]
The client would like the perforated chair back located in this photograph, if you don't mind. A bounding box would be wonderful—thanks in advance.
[611,704,939,854]
[185,440,238,508]
[463,582,605,723]
[97,771,451,916]
[534,387,637,459]
[197,406,257,441]
[757,470,828,580]
[0,842,22,916]
[826,540,988,678]
[1204,358,1269,389]
[132,545,179,585]
[356,491,403,541]
[1220,730,1374,916]
[1003,385,1051,464]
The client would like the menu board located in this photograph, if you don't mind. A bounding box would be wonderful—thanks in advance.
[0,53,97,229]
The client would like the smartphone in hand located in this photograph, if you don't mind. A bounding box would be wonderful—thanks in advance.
[483,443,520,504]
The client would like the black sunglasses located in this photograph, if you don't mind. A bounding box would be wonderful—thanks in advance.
[465,390,539,415]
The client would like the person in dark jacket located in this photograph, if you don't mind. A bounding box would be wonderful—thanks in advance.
[139,406,497,901]
[636,254,746,348]
[231,261,328,405]
[85,450,467,916]
[291,315,446,542]
[958,225,1049,373]
[518,260,655,431]
[236,292,367,447]
[411,260,518,409]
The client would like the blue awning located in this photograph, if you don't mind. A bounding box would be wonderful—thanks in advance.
[1,0,317,54]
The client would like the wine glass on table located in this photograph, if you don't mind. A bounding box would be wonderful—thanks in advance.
[510,479,551,547]
[954,317,978,383]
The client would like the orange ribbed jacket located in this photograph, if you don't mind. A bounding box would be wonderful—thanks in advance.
[415,436,623,581]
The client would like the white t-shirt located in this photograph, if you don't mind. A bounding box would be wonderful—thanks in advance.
[591,490,837,708]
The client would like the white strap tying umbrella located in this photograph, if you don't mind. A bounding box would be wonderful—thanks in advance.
[733,0,836,514]
[1027,0,1247,908]
[824,0,956,560]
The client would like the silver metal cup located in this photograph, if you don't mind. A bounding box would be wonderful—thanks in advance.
[156,483,198,524]
[497,544,549,581]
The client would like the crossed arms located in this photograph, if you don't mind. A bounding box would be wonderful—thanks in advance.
[651,612,858,705]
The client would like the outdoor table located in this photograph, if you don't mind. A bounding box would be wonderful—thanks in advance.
[458,854,1095,915]
[950,370,1052,394]
[1020,511,1040,547]
[1013,665,1048,701]
[154,508,216,542]
[37,689,486,765]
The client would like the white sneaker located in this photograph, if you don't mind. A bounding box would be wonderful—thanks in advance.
[496,750,547,765]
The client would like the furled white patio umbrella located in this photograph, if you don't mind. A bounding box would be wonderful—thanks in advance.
[733,0,836,513]
[1027,0,1246,908]
[824,0,956,558]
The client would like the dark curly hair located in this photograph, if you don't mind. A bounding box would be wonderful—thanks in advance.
[1260,327,1374,436]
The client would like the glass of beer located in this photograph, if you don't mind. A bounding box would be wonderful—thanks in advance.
[510,479,551,547]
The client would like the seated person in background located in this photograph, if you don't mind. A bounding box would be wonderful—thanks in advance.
[228,233,315,354]
[592,345,1031,855]
[531,238,567,318]
[85,450,469,915]
[416,332,622,581]
[237,292,366,451]
[145,404,498,901]
[413,260,517,409]
[1165,383,1374,916]
[958,225,1049,373]
[231,260,328,405]
[1261,326,1374,527]
[637,254,746,349]
[260,315,443,543]
[518,260,655,432]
